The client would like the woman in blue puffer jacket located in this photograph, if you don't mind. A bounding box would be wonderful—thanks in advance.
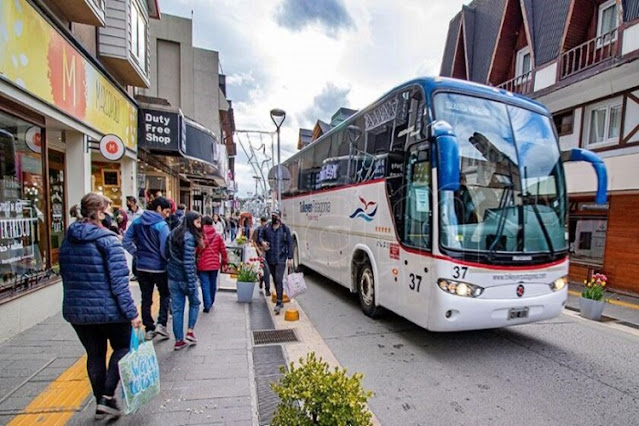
[60,193,141,420]
[167,211,203,350]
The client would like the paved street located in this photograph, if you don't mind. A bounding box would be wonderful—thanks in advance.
[295,271,639,426]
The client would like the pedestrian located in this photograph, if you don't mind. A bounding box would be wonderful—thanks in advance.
[123,196,172,341]
[166,199,181,231]
[176,204,186,221]
[125,196,143,224]
[241,217,251,239]
[212,213,225,236]
[252,216,271,296]
[197,216,228,313]
[166,211,203,350]
[112,208,128,236]
[59,192,142,420]
[258,210,293,314]
[230,215,238,241]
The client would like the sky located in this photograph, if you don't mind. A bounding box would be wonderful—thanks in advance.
[160,0,469,197]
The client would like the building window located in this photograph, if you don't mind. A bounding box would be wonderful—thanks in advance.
[0,112,47,298]
[597,0,618,46]
[553,110,574,136]
[584,97,622,147]
[131,1,147,72]
[570,218,607,265]
[515,46,532,78]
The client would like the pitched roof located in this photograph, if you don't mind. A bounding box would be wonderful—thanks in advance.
[440,12,462,76]
[462,6,476,76]
[624,0,639,21]
[468,0,507,82]
[526,0,571,65]
[442,0,586,82]
[297,128,313,150]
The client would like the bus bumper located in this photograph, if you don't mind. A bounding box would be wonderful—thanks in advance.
[426,287,568,332]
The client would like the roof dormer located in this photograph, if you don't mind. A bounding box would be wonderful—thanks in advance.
[487,0,534,90]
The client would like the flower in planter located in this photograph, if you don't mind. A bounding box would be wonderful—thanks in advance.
[582,273,607,301]
[236,260,260,282]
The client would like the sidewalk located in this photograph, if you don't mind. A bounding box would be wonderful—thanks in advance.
[0,275,270,426]
[566,281,639,327]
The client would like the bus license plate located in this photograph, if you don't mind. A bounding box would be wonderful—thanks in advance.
[508,307,529,320]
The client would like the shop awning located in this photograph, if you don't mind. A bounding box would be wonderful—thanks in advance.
[138,106,226,187]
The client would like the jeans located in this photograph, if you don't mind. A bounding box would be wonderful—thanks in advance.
[198,270,219,310]
[137,271,170,332]
[260,259,270,292]
[72,323,131,399]
[268,262,286,304]
[169,280,200,341]
[230,228,236,241]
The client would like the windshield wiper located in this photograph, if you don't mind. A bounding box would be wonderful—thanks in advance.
[525,194,555,258]
[488,183,513,262]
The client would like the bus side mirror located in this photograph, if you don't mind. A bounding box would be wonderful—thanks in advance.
[432,121,460,192]
[561,148,607,204]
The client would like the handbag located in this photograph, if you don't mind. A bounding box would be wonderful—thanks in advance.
[118,327,161,414]
[284,267,307,299]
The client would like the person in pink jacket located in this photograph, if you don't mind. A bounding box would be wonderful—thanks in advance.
[197,216,228,312]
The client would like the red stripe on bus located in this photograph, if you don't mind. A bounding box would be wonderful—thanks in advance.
[399,244,568,271]
[281,178,386,200]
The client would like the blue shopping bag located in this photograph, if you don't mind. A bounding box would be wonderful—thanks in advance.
[118,327,161,414]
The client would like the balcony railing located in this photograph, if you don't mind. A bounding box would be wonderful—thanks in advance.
[497,70,534,95]
[560,28,618,79]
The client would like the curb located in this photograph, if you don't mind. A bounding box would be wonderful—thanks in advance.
[261,290,382,426]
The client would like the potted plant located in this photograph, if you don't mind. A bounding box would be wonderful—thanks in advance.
[580,273,607,321]
[235,259,260,303]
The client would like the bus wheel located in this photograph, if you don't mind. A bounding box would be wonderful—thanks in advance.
[358,262,382,318]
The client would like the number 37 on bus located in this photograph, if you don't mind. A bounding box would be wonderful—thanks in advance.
[281,77,608,332]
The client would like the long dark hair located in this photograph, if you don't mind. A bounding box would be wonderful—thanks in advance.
[170,211,203,252]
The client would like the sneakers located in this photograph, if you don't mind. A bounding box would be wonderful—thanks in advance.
[155,324,170,340]
[144,330,156,340]
[185,331,198,344]
[96,396,121,419]
[264,289,271,296]
[274,303,283,315]
[203,308,210,313]
[174,340,188,350]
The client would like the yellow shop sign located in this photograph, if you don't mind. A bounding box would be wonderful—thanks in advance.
[0,0,137,150]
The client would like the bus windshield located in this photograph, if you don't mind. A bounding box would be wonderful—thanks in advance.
[434,92,567,259]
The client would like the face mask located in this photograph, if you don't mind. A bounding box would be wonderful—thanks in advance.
[271,216,279,224]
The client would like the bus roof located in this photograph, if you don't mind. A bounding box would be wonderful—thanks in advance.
[286,76,550,163]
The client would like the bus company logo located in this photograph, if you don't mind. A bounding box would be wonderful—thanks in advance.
[516,284,525,297]
[349,196,378,222]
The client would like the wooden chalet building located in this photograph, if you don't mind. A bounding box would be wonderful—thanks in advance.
[440,0,639,294]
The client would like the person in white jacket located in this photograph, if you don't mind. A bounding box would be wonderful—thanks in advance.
[212,213,225,236]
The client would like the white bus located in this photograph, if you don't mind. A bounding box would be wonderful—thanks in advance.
[281,77,607,331]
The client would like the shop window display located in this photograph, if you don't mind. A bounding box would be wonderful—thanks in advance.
[0,112,47,298]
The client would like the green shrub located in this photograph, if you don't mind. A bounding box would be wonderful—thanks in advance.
[270,352,373,426]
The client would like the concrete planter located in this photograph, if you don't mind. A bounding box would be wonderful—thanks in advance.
[236,281,257,303]
[580,297,605,321]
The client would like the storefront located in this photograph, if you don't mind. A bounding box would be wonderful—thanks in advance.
[0,0,137,314]
[138,106,226,213]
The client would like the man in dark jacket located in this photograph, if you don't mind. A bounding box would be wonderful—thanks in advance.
[123,197,172,340]
[259,210,293,314]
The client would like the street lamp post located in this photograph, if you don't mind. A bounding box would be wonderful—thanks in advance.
[270,108,286,210]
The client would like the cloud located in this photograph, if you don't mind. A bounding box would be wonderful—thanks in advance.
[300,82,352,128]
[275,0,355,37]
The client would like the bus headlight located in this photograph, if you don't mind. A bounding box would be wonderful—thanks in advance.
[438,279,484,297]
[550,276,568,292]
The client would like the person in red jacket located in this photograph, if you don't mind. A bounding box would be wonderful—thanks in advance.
[197,215,228,312]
